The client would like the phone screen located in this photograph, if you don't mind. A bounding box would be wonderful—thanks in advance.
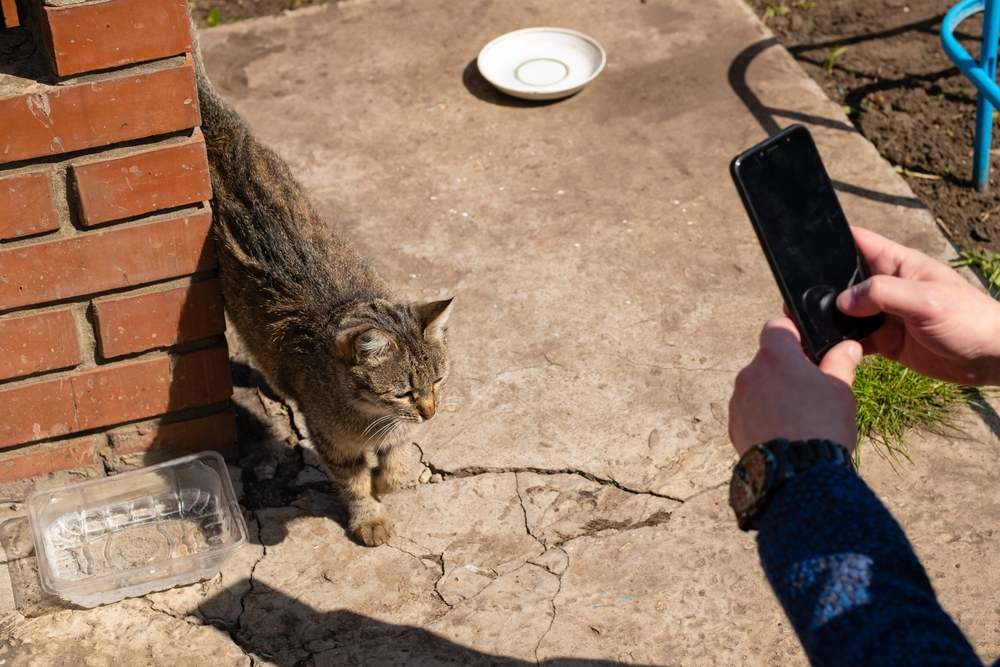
[732,125,882,358]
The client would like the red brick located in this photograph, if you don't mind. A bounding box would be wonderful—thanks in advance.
[109,412,237,458]
[0,210,215,311]
[0,171,59,240]
[94,279,225,358]
[42,0,192,77]
[1,0,19,29]
[0,346,232,449]
[0,377,77,448]
[0,62,199,164]
[73,346,233,432]
[73,134,211,226]
[0,308,80,381]
[0,436,99,484]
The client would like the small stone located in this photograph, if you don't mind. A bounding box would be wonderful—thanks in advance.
[418,468,432,484]
[299,440,326,470]
[254,457,278,481]
[292,467,329,487]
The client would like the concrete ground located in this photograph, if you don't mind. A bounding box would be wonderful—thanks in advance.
[3,0,1000,664]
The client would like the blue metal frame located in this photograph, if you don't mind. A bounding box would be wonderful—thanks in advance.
[942,0,1000,190]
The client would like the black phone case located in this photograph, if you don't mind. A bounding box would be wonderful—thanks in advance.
[730,125,884,361]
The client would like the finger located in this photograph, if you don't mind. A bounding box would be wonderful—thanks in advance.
[819,339,863,386]
[851,227,965,285]
[758,317,802,350]
[727,391,739,447]
[836,275,942,320]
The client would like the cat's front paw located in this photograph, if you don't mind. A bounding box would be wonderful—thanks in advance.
[352,517,392,547]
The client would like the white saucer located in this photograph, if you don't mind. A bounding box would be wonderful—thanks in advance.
[477,27,607,101]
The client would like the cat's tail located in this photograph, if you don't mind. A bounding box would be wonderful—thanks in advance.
[187,11,242,145]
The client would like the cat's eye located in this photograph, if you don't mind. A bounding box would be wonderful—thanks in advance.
[394,390,414,399]
[434,377,444,384]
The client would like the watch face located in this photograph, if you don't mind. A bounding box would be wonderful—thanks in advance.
[729,445,774,517]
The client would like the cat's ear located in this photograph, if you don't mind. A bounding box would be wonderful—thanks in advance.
[415,298,454,341]
[336,326,393,364]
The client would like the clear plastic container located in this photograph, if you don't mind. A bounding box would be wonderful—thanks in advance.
[27,451,247,608]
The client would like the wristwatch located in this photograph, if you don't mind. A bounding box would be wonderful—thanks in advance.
[729,438,853,531]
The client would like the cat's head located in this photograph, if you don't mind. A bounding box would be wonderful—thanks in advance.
[332,298,453,426]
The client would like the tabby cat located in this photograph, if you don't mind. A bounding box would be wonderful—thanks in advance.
[191,22,453,546]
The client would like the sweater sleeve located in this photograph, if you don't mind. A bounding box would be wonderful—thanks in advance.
[755,462,984,666]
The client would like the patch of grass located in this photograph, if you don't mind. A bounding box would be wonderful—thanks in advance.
[824,45,848,73]
[853,249,1000,466]
[760,1,790,20]
[853,357,974,466]
[953,250,1000,296]
[206,6,221,26]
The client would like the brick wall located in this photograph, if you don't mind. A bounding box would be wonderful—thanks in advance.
[0,0,235,496]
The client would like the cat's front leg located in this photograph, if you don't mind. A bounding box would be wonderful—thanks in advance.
[325,449,392,546]
[372,444,408,497]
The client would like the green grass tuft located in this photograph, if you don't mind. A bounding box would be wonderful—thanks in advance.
[852,248,1000,466]
[953,250,1000,296]
[852,357,974,467]
[824,45,848,73]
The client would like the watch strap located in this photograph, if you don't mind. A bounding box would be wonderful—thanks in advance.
[736,438,852,531]
[770,438,853,484]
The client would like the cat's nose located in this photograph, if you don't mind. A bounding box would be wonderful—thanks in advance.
[416,397,436,420]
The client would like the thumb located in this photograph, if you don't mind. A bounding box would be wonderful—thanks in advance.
[836,275,936,319]
[819,339,863,386]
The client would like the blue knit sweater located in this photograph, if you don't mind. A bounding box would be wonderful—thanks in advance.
[757,463,994,666]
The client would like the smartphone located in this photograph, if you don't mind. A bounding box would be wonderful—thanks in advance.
[730,124,883,361]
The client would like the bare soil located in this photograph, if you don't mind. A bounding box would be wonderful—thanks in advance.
[749,0,1000,251]
[190,0,335,27]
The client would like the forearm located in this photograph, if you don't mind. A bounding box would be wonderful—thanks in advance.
[756,463,981,666]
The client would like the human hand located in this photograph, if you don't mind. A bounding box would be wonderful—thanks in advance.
[837,227,1000,386]
[729,318,861,458]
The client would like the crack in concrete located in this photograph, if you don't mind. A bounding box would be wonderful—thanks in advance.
[202,511,268,661]
[682,478,729,502]
[280,394,308,443]
[384,542,453,610]
[425,460,686,504]
[616,353,740,375]
[143,598,201,626]
[533,553,566,664]
[141,598,257,664]
[513,473,543,547]
[236,513,266,631]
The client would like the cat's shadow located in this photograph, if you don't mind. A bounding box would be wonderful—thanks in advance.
[228,359,358,546]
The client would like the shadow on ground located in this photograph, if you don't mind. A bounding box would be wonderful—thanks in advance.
[461,58,569,108]
[199,579,651,666]
[727,36,925,209]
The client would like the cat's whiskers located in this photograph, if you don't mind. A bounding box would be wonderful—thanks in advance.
[365,416,400,448]
[362,414,396,438]
[372,414,422,453]
[375,422,401,453]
